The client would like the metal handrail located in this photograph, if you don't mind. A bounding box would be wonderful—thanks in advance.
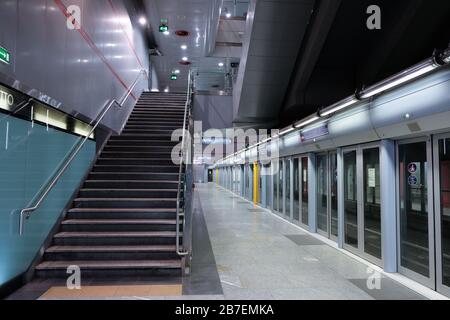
[19,69,146,235]
[176,71,194,256]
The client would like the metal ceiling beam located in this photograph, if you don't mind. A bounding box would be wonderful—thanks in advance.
[283,0,342,112]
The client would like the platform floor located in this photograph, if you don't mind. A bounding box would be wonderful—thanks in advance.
[196,184,425,300]
[8,183,427,300]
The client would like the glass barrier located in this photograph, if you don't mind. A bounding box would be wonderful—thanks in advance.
[0,85,96,287]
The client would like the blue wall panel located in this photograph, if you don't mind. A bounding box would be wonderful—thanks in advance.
[0,117,95,287]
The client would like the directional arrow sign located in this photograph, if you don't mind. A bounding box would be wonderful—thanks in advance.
[0,46,10,65]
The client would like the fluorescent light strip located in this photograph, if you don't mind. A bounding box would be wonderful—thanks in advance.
[215,49,450,166]
[294,115,320,128]
[320,98,358,117]
[279,126,294,136]
[361,64,437,99]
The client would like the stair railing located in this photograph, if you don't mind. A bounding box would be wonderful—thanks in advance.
[19,69,147,235]
[176,71,194,257]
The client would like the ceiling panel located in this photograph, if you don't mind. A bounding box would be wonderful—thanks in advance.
[145,0,248,93]
[233,0,316,126]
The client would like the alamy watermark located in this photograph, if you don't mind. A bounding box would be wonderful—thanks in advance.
[366,267,382,290]
[66,5,81,30]
[66,265,81,290]
[170,121,280,173]
[367,5,381,30]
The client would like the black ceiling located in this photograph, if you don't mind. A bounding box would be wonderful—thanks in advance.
[279,0,450,128]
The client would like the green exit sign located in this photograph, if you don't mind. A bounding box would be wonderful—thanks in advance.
[0,46,10,65]
[171,74,177,81]
[159,25,169,33]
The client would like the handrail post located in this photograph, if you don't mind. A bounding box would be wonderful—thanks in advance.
[176,70,193,257]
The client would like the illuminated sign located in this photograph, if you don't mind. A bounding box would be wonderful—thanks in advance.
[171,74,178,80]
[159,25,169,32]
[0,89,14,110]
[0,46,11,65]
[301,124,329,142]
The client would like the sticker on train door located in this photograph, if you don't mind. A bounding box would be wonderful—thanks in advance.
[408,175,418,186]
[408,163,418,174]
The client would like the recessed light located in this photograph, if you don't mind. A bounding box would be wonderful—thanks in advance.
[225,13,232,18]
[218,62,224,67]
[174,69,181,74]
[139,17,147,25]
[182,57,189,61]
[163,31,170,35]
[181,45,188,50]
[164,88,169,93]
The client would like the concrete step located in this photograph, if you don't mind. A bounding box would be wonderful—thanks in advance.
[92,165,180,173]
[107,140,179,147]
[131,109,185,114]
[121,129,177,135]
[83,180,179,189]
[128,116,184,122]
[44,245,180,261]
[88,172,180,181]
[73,198,178,209]
[125,120,185,126]
[117,134,176,139]
[78,188,179,199]
[96,158,176,166]
[67,208,179,220]
[52,231,181,246]
[124,125,184,131]
[100,151,175,159]
[103,145,177,153]
[60,219,179,232]
[35,259,182,278]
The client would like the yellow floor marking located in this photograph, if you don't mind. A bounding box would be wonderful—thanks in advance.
[40,284,182,299]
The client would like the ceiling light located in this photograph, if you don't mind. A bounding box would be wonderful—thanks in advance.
[218,62,224,67]
[151,88,160,92]
[163,31,170,35]
[164,88,169,93]
[294,115,320,129]
[320,97,359,117]
[181,45,188,50]
[226,13,232,18]
[139,17,147,26]
[360,59,439,99]
[173,69,181,74]
[279,126,295,136]
[182,57,188,61]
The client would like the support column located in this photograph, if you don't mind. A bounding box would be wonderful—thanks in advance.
[240,166,245,197]
[337,148,345,248]
[253,162,259,204]
[289,159,294,220]
[249,165,253,201]
[308,153,317,233]
[380,139,397,273]
[261,165,267,207]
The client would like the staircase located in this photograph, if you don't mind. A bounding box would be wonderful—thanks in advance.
[35,92,187,278]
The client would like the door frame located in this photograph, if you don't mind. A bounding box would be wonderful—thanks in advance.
[342,142,383,267]
[396,136,436,289]
[433,132,450,297]
[284,157,293,221]
[316,152,330,238]
[315,151,338,241]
